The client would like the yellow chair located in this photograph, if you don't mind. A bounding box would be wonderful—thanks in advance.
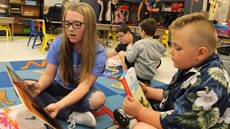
[108,30,117,47]
[40,20,58,54]
[161,30,170,54]
[0,24,12,42]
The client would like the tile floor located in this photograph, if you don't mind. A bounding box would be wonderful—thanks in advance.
[0,36,177,84]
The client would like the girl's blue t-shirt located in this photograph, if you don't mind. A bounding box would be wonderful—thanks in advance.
[46,35,107,90]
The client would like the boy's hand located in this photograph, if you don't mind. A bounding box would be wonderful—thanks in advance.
[139,81,148,95]
[118,51,125,59]
[123,96,143,117]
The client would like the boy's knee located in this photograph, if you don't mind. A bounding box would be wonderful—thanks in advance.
[89,91,106,109]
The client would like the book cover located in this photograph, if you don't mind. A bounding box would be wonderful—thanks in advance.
[121,67,152,109]
[111,81,124,90]
[5,65,63,129]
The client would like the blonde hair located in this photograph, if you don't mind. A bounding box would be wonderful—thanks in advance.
[59,2,97,85]
[169,11,218,53]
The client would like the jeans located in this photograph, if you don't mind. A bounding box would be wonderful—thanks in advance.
[37,83,102,121]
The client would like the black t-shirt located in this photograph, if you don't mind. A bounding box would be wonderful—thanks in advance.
[115,34,141,53]
[151,1,163,22]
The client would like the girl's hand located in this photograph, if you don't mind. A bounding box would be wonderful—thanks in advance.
[24,80,41,94]
[45,103,61,118]
[123,96,143,117]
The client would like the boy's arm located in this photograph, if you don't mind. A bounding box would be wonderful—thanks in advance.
[124,96,162,129]
[125,42,139,63]
[118,51,128,72]
[140,81,163,101]
[107,49,118,58]
[145,86,164,101]
[138,107,162,129]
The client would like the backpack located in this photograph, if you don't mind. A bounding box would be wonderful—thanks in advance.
[46,3,64,22]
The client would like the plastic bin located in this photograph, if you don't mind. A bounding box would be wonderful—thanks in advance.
[23,28,30,33]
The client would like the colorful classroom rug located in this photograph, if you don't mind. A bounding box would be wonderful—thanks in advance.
[0,59,168,129]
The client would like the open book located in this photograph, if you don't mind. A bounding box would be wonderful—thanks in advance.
[121,67,152,109]
[5,65,63,129]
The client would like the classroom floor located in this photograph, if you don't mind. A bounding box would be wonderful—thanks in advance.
[0,36,177,84]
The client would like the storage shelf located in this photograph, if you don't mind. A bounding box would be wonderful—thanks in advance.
[7,0,43,34]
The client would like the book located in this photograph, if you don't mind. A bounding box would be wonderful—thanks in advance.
[5,65,63,129]
[111,81,124,90]
[121,67,152,109]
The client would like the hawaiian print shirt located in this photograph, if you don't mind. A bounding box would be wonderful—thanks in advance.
[159,54,230,129]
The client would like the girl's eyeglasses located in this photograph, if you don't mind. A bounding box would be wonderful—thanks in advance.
[117,33,126,38]
[62,21,85,29]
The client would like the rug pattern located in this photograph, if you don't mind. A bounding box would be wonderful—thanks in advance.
[0,60,167,129]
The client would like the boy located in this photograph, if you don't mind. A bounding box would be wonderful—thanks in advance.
[119,18,166,85]
[107,24,141,58]
[114,12,230,129]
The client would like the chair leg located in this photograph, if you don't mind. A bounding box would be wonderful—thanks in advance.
[8,28,11,37]
[6,30,8,42]
[27,34,33,46]
[40,39,48,54]
[40,35,43,42]
[32,36,38,49]
[40,38,46,51]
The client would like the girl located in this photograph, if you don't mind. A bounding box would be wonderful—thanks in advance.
[25,3,107,128]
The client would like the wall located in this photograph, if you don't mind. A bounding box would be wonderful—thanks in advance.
[215,0,230,22]
[44,0,63,6]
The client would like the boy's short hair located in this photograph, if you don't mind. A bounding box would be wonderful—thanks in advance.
[139,18,157,36]
[116,24,132,34]
[169,11,218,53]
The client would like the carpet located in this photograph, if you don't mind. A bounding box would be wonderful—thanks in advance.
[0,59,168,129]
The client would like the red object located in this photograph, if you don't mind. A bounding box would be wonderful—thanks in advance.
[120,5,129,11]
[121,77,132,96]
[227,23,230,28]
[171,2,184,12]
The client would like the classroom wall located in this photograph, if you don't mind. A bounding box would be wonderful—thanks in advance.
[44,0,63,6]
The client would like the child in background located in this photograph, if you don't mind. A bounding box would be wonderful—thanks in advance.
[118,18,166,85]
[114,11,230,129]
[63,0,70,8]
[107,24,141,58]
[25,3,107,128]
[113,3,124,24]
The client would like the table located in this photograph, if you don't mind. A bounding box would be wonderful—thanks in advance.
[96,23,168,44]
[0,17,15,41]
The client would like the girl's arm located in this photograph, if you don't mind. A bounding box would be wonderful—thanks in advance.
[55,74,97,110]
[37,63,58,94]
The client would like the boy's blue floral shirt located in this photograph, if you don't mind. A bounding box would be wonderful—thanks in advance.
[159,54,230,129]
